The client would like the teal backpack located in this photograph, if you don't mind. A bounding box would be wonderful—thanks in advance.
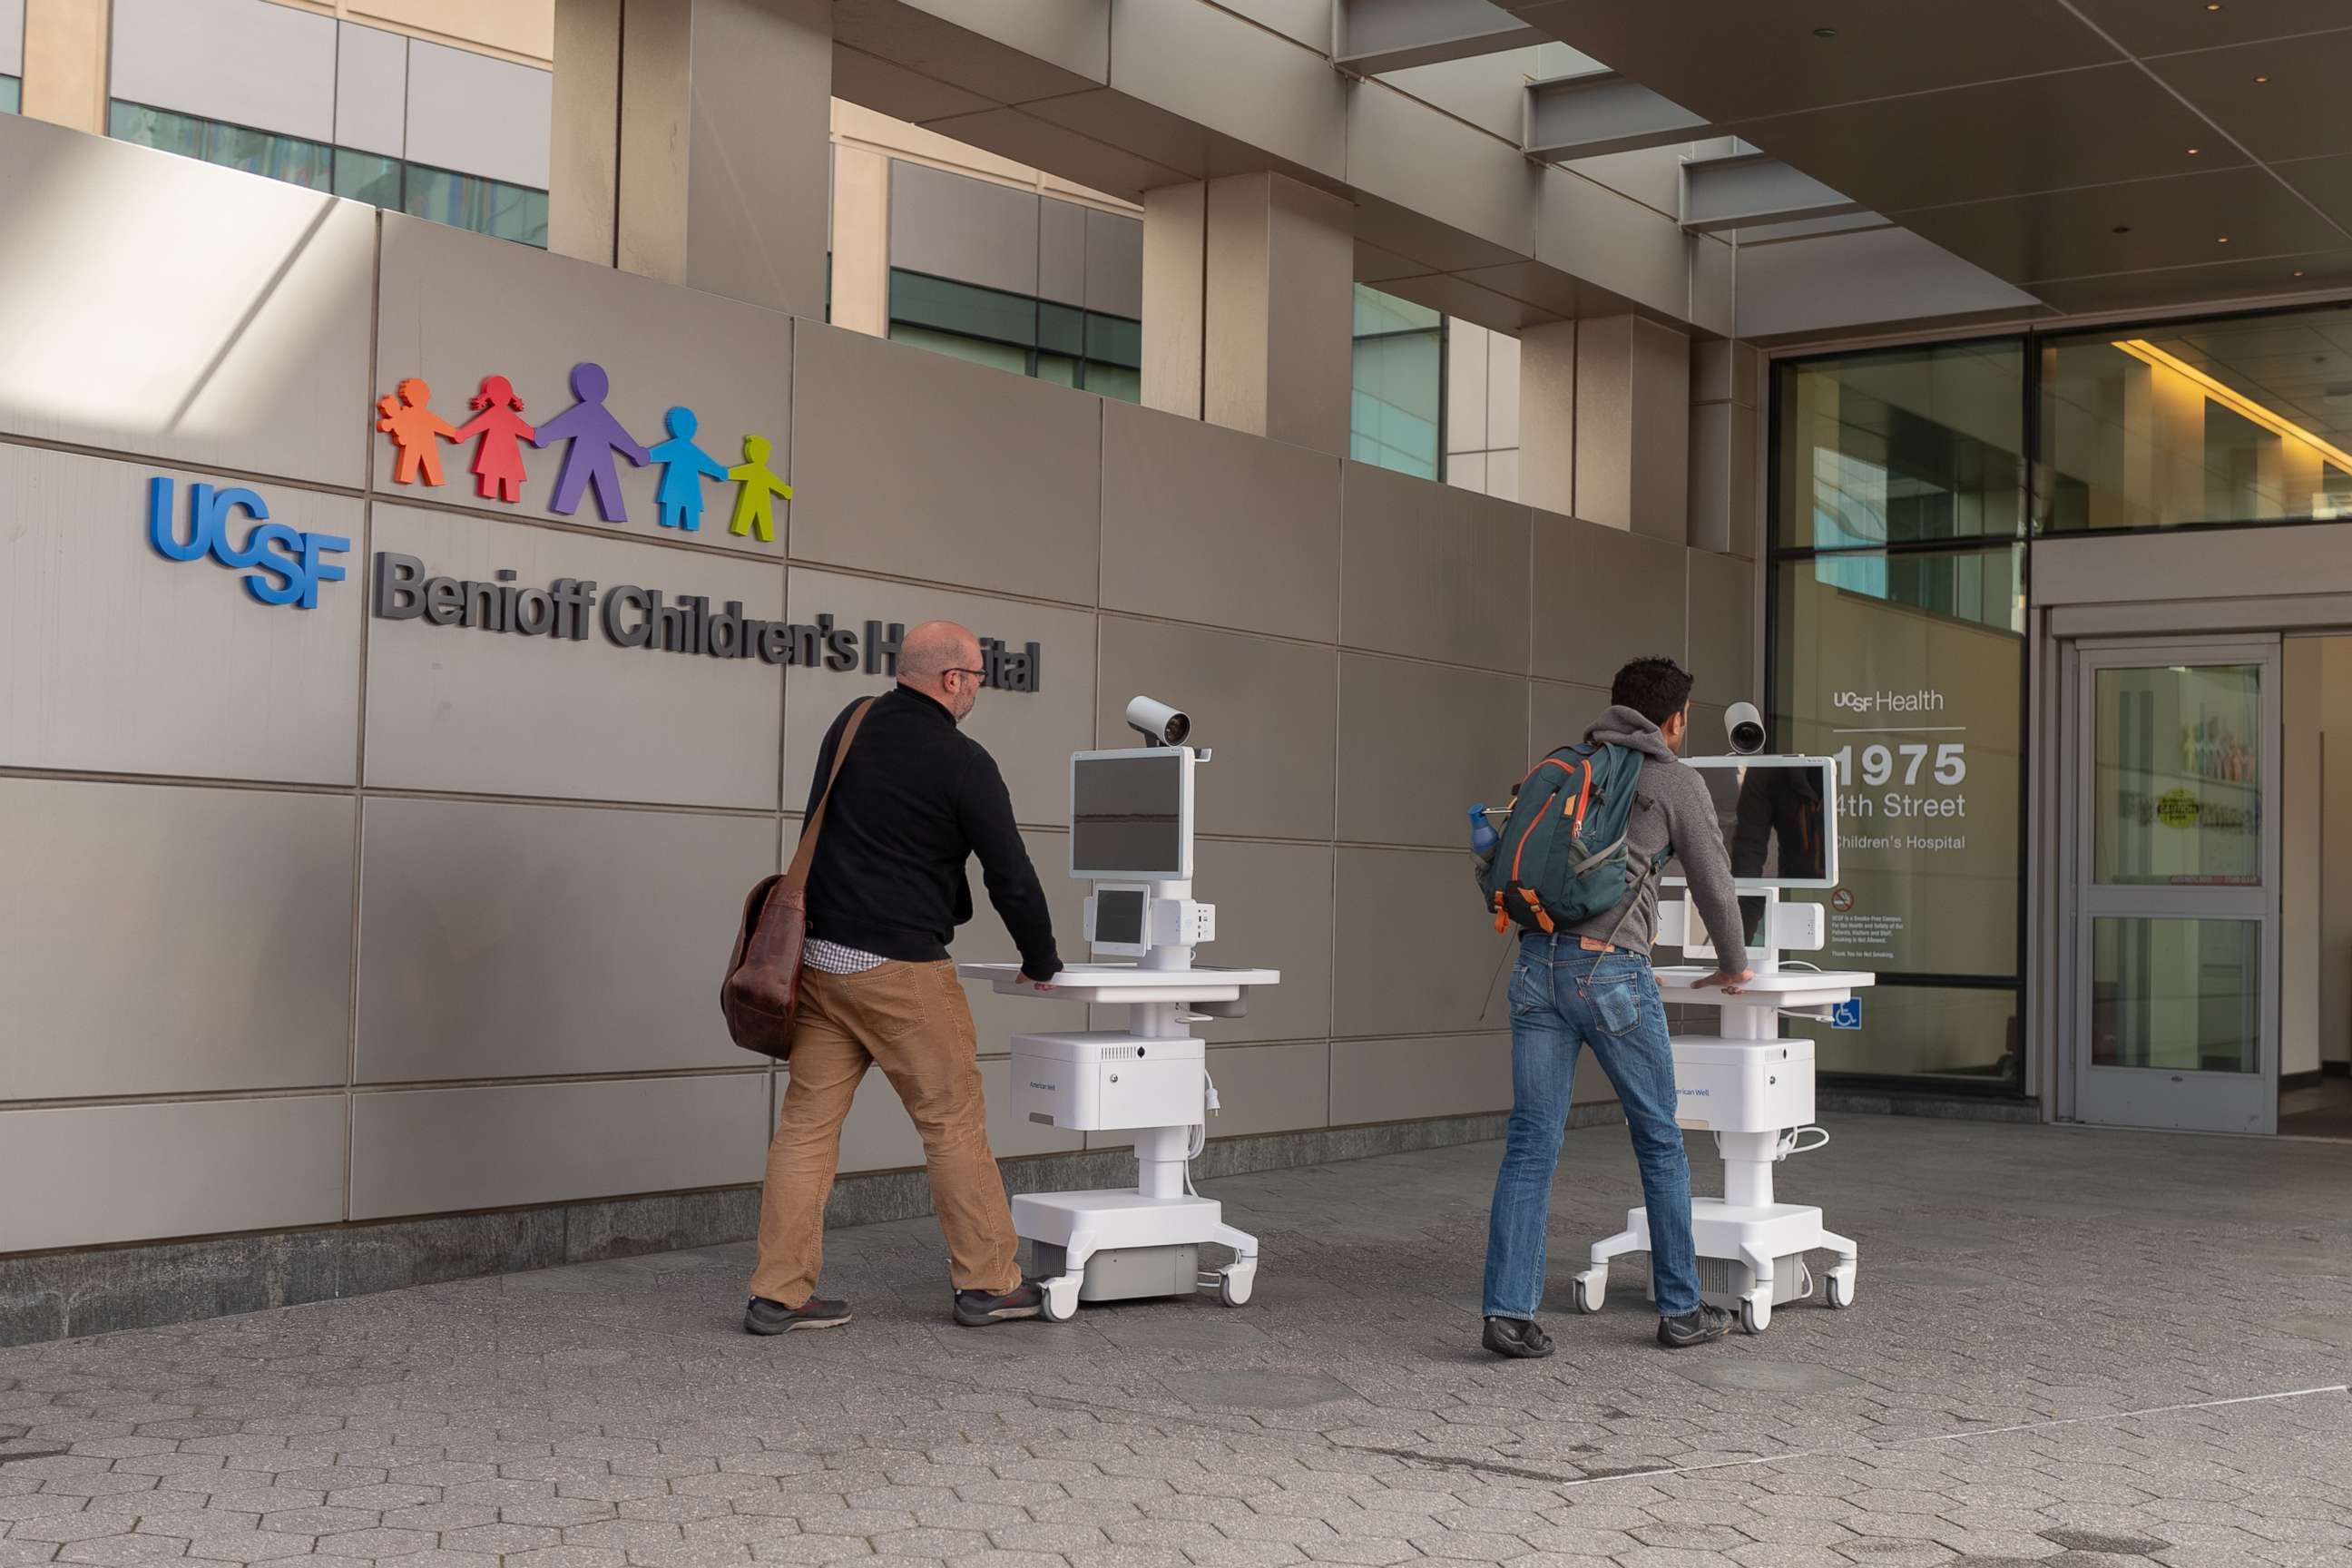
[1475,742,1669,938]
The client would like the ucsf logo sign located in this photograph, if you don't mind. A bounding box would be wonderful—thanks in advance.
[147,476,348,610]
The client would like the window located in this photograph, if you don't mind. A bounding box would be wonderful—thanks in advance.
[2041,303,2352,533]
[885,269,1141,401]
[1,76,19,115]
[109,101,332,191]
[108,102,547,249]
[1351,286,1444,480]
[403,162,548,250]
[1769,343,2028,1092]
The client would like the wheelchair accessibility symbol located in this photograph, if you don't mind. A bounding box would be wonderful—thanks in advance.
[1830,998,1863,1030]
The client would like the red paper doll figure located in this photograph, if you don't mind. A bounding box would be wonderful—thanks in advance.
[376,377,458,487]
[454,375,535,505]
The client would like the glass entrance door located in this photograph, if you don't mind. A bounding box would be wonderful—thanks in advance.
[2067,642,2279,1133]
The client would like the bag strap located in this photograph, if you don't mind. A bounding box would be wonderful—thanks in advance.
[783,697,877,888]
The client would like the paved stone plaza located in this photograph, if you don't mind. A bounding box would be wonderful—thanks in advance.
[4,1115,2350,1568]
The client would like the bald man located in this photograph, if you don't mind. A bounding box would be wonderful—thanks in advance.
[747,621,1063,1334]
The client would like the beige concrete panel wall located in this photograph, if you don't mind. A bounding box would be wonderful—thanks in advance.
[1333,848,1511,1037]
[364,504,785,808]
[1179,838,1334,1047]
[1530,514,1686,689]
[1532,679,1611,761]
[789,323,1102,605]
[350,1073,768,1219]
[1346,78,1537,260]
[374,212,794,551]
[1338,653,1527,849]
[827,146,892,338]
[780,569,1098,829]
[0,116,374,485]
[0,450,363,785]
[1340,461,1531,675]
[1,780,354,1102]
[1105,0,1348,181]
[1329,1034,1509,1125]
[1094,615,1338,842]
[1100,400,1341,642]
[1196,1042,1329,1137]
[355,797,776,1084]
[0,1096,347,1252]
[548,0,620,267]
[1685,548,1756,708]
[955,827,1093,1050]
[1141,182,1207,422]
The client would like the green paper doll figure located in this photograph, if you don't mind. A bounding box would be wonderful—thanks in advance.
[726,434,792,543]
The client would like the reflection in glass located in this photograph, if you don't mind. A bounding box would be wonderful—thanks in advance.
[1775,340,2025,550]
[403,162,547,248]
[109,102,332,191]
[2092,918,2259,1073]
[885,270,1141,401]
[2043,308,2352,531]
[2092,664,2262,887]
[0,76,19,115]
[1787,984,2022,1084]
[332,150,403,210]
[1351,285,1443,481]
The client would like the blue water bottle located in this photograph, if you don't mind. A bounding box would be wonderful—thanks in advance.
[1467,803,1500,858]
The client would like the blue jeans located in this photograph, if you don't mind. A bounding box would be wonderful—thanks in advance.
[1482,934,1700,1320]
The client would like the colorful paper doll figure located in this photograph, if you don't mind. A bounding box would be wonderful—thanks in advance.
[726,434,792,543]
[647,407,730,532]
[376,377,457,487]
[453,375,535,505]
[530,361,648,523]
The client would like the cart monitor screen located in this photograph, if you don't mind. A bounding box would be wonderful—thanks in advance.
[1070,750,1192,880]
[1664,755,1839,892]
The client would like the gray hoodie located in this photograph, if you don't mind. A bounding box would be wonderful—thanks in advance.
[1568,705,1748,972]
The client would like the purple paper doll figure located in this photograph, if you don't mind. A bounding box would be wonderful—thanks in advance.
[647,406,730,532]
[530,362,648,523]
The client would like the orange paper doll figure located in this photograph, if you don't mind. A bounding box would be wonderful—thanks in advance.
[726,434,792,543]
[376,377,458,487]
[454,375,535,505]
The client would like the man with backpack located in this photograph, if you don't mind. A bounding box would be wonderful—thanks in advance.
[1475,657,1753,1357]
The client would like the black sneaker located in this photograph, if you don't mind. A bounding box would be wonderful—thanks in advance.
[1483,1316,1554,1359]
[1657,1304,1733,1348]
[744,1296,852,1335]
[953,1280,1044,1326]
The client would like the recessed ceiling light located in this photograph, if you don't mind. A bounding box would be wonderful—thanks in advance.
[2219,236,2231,244]
[2255,74,2270,83]
[1813,26,1838,37]
[2296,270,2307,277]
[2112,225,2134,235]
[2188,147,2201,155]
[2207,3,2222,11]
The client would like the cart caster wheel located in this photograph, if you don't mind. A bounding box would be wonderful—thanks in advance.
[1218,1267,1254,1308]
[1825,1269,1856,1310]
[1740,1295,1769,1335]
[1569,1273,1603,1314]
[1040,1279,1079,1323]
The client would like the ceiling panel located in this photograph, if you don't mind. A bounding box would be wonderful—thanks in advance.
[2278,153,2352,229]
[2027,248,2352,315]
[2146,27,2352,162]
[1896,164,2346,283]
[2063,0,2352,56]
[1728,65,2237,213]
[1510,1,2119,123]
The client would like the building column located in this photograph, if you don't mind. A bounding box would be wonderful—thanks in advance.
[826,138,890,338]
[1518,320,1575,516]
[22,0,110,134]
[1142,172,1354,458]
[1689,338,1761,556]
[550,0,830,320]
[1518,314,1691,540]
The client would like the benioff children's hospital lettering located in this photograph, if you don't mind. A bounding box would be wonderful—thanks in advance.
[377,361,791,542]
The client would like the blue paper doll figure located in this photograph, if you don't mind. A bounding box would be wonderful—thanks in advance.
[531,362,648,523]
[647,407,730,532]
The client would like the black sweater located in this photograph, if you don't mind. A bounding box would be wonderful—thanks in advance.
[799,687,1062,979]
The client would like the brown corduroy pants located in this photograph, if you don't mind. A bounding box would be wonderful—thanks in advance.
[749,960,1021,1308]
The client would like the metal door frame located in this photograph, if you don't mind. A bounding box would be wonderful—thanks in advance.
[2056,634,2280,1133]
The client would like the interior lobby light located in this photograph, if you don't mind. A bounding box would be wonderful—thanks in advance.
[2111,338,2352,476]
